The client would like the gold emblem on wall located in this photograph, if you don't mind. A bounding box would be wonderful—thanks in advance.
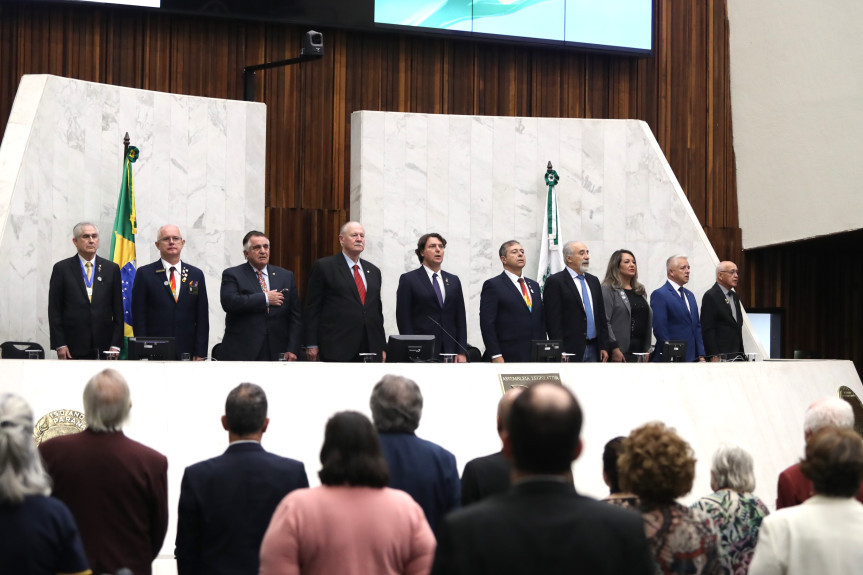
[33,409,87,445]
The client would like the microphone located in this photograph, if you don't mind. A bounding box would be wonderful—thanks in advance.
[425,315,474,361]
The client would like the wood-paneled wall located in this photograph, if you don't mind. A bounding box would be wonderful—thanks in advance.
[0,0,740,277]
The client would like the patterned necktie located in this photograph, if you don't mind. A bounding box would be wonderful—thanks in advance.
[257,270,267,292]
[354,264,366,305]
[577,275,596,339]
[169,267,178,301]
[518,278,532,311]
[432,273,444,307]
[85,261,93,302]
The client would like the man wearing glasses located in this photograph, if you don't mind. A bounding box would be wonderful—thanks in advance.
[700,261,745,361]
[132,224,209,360]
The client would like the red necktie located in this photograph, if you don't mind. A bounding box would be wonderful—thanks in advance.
[354,264,366,305]
[169,267,177,302]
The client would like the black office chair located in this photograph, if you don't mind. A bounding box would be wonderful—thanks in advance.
[0,341,45,359]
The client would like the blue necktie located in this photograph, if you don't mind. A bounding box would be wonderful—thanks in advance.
[432,273,444,307]
[577,275,596,339]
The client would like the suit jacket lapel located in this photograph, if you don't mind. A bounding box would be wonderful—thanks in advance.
[157,261,176,302]
[360,259,376,307]
[618,288,632,314]
[666,282,688,314]
[71,255,90,302]
[565,273,586,314]
[339,256,363,305]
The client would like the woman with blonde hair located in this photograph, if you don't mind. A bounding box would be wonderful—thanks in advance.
[602,249,652,362]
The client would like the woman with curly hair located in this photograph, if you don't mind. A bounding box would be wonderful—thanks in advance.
[619,422,720,575]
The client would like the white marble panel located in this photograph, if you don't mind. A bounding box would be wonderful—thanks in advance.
[352,112,767,358]
[0,75,266,357]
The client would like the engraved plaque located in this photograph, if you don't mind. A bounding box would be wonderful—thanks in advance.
[33,409,87,445]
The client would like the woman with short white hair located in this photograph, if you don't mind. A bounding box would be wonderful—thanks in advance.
[692,444,769,574]
[0,393,91,574]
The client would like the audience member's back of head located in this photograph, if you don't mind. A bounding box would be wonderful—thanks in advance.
[225,383,267,436]
[602,437,627,494]
[319,411,389,488]
[804,397,854,436]
[508,382,582,475]
[370,374,423,433]
[0,393,51,504]
[800,426,863,498]
[619,422,696,507]
[710,444,756,493]
[83,369,131,432]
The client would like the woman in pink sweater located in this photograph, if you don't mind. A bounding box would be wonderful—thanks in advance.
[259,411,436,575]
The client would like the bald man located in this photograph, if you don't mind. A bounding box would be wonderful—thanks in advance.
[132,224,209,360]
[431,382,653,575]
[700,260,744,361]
[460,387,524,506]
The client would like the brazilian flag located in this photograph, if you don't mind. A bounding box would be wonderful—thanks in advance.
[110,146,139,357]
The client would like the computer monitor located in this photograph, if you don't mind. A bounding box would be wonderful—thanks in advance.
[129,337,177,361]
[530,340,562,363]
[387,335,436,363]
[662,340,687,363]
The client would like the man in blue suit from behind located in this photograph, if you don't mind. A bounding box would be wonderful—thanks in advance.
[372,374,460,536]
[132,224,209,360]
[479,240,546,362]
[175,383,309,575]
[650,255,706,362]
[396,233,468,361]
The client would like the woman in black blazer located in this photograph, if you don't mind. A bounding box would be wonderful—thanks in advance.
[601,249,652,362]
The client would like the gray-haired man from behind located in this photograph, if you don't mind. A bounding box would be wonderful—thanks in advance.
[776,396,863,508]
[39,369,168,575]
[371,374,460,535]
[175,382,309,575]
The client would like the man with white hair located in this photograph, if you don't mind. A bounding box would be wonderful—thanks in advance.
[650,255,706,362]
[776,396,863,508]
[48,222,123,359]
[39,369,168,575]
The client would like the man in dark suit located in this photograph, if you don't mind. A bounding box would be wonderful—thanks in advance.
[542,241,610,362]
[219,231,302,361]
[479,240,546,362]
[48,222,123,359]
[175,383,309,575]
[39,369,168,575]
[650,255,706,362]
[371,374,460,535]
[701,260,744,361]
[304,221,386,362]
[461,387,523,506]
[396,233,468,361]
[132,224,209,360]
[430,381,654,575]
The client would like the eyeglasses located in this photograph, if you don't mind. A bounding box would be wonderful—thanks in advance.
[159,236,183,243]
